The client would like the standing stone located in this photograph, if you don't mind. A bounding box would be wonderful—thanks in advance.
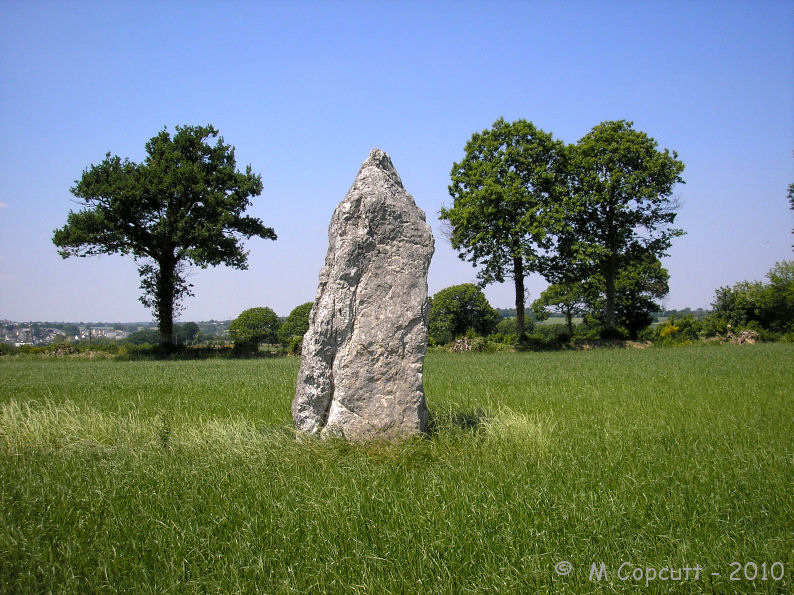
[292,149,434,440]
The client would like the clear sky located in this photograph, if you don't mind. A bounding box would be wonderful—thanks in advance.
[1,0,792,322]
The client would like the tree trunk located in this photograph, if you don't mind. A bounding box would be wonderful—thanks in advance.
[565,309,574,335]
[157,257,175,347]
[604,186,618,332]
[604,256,617,331]
[513,255,526,337]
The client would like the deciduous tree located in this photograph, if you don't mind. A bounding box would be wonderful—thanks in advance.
[278,302,313,345]
[610,255,670,338]
[441,118,566,336]
[562,120,684,335]
[53,125,276,347]
[228,307,281,352]
[531,281,590,335]
[429,284,500,344]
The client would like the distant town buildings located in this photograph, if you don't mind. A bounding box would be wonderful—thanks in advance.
[1,321,130,346]
[1,319,231,346]
[81,327,130,341]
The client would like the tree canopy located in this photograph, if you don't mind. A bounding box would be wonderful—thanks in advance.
[587,255,670,338]
[53,125,276,346]
[558,120,684,335]
[277,302,313,345]
[429,284,500,344]
[709,261,794,334]
[531,281,590,335]
[441,118,566,336]
[228,307,281,351]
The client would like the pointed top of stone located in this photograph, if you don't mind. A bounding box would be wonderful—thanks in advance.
[358,148,404,188]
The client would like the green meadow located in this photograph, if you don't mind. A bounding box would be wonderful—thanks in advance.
[1,344,792,593]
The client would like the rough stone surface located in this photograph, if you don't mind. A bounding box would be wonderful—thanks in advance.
[292,149,434,439]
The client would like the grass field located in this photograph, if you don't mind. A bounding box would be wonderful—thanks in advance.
[1,344,792,593]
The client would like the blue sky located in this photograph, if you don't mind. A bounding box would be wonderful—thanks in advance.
[1,0,792,322]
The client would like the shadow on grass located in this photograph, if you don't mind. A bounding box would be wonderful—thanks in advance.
[425,406,490,437]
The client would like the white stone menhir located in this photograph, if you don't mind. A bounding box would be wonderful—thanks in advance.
[292,149,434,439]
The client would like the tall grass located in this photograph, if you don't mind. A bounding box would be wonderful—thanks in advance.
[1,344,792,593]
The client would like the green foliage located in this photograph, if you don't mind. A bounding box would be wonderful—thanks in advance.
[707,261,794,334]
[429,284,500,344]
[531,281,590,334]
[126,329,160,345]
[228,307,281,352]
[556,120,684,331]
[52,125,276,346]
[0,342,18,356]
[174,322,200,344]
[655,314,703,344]
[287,335,303,356]
[494,317,519,336]
[442,118,566,335]
[277,302,313,345]
[659,307,708,320]
[760,260,794,332]
[516,324,573,351]
[489,317,536,345]
[579,255,670,339]
[612,255,669,337]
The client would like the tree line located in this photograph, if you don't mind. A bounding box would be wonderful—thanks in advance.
[441,118,685,340]
[52,122,791,348]
[425,258,793,349]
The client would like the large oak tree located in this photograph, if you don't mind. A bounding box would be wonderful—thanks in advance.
[562,120,684,335]
[441,118,566,336]
[53,125,276,346]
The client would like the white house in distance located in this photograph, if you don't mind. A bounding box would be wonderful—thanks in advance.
[79,327,130,341]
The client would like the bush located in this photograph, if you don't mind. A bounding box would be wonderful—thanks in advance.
[517,325,572,351]
[278,302,313,345]
[654,314,703,344]
[708,261,794,335]
[699,314,729,337]
[488,317,534,345]
[599,326,629,340]
[742,320,781,342]
[573,317,602,340]
[429,284,500,344]
[0,342,18,356]
[229,307,281,352]
[287,336,303,356]
[126,329,160,345]
[429,326,454,347]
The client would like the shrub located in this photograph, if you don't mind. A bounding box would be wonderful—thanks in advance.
[126,329,161,345]
[229,307,281,353]
[708,261,794,335]
[489,317,534,345]
[278,302,313,345]
[599,326,629,340]
[517,325,572,351]
[654,314,703,345]
[0,342,18,356]
[429,284,500,344]
[287,336,303,356]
